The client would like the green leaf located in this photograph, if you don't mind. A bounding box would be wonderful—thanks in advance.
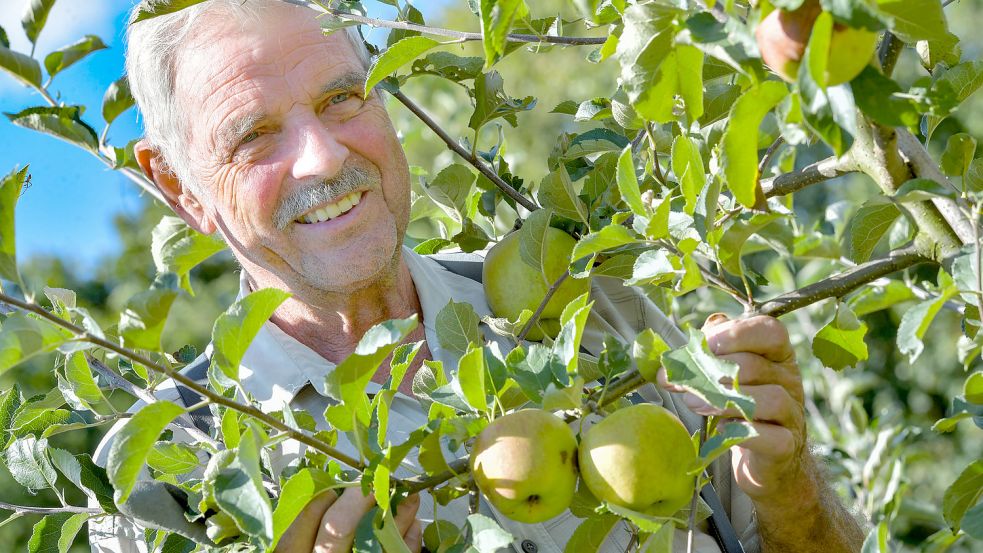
[572,224,638,263]
[898,283,957,363]
[617,146,645,216]
[0,384,22,446]
[721,81,788,207]
[0,45,42,88]
[852,66,921,127]
[848,280,915,316]
[614,3,684,123]
[102,76,134,126]
[877,0,949,43]
[468,513,513,553]
[425,164,476,223]
[717,213,782,277]
[150,216,226,295]
[5,106,99,152]
[455,345,487,411]
[563,514,620,553]
[27,513,73,553]
[58,512,88,553]
[413,238,452,255]
[662,329,755,419]
[133,0,208,23]
[119,272,180,351]
[843,200,900,263]
[6,436,58,492]
[812,305,869,370]
[147,442,200,475]
[694,421,758,474]
[409,51,484,83]
[271,469,337,549]
[215,425,274,544]
[0,312,72,374]
[805,11,834,90]
[468,71,536,131]
[365,36,440,95]
[538,165,588,224]
[211,288,291,380]
[0,166,28,283]
[640,522,675,552]
[44,35,107,78]
[966,372,983,405]
[435,300,482,357]
[670,135,704,215]
[942,460,983,533]
[517,208,553,288]
[860,520,891,553]
[106,401,185,503]
[21,0,56,46]
[940,133,977,178]
[63,352,105,408]
[479,0,529,69]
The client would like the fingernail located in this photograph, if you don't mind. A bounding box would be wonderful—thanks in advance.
[705,312,729,327]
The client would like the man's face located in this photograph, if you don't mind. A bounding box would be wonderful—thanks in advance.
[174,5,410,295]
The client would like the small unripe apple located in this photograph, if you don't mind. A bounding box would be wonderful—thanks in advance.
[470,409,579,523]
[756,0,878,86]
[579,404,697,517]
[483,227,590,341]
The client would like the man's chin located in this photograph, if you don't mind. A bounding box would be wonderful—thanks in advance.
[295,242,402,294]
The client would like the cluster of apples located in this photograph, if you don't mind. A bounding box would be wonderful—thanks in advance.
[469,405,698,524]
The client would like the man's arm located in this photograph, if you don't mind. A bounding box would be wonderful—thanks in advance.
[660,314,866,552]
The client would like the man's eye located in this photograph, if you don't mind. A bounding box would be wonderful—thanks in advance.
[329,92,352,105]
[241,131,260,145]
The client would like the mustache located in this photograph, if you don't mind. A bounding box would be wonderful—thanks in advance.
[273,165,380,230]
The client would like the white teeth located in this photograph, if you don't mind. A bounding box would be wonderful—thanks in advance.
[297,191,363,224]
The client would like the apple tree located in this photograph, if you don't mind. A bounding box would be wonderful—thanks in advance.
[0,0,981,551]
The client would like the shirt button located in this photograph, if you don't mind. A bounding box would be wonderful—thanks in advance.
[520,539,538,553]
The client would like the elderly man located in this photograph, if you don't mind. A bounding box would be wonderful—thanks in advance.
[91,1,866,552]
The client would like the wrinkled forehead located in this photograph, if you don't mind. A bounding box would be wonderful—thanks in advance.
[171,7,363,144]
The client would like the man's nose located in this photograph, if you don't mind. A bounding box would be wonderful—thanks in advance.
[289,115,350,180]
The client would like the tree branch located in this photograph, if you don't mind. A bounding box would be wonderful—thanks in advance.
[877,33,904,77]
[761,154,856,198]
[390,90,539,213]
[0,501,103,515]
[0,292,364,471]
[756,247,931,316]
[291,1,606,45]
[517,269,570,342]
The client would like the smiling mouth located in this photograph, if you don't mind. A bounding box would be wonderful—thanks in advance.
[295,191,363,224]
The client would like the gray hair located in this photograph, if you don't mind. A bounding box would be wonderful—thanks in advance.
[125,0,371,194]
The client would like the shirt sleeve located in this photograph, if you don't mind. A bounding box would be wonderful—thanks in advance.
[582,276,762,552]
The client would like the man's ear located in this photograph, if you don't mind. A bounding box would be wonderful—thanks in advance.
[134,139,216,235]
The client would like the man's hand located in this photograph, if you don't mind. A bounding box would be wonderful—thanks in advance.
[658,314,865,551]
[276,487,423,552]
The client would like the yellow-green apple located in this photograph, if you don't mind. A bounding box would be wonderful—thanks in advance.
[578,404,697,517]
[756,0,878,86]
[483,227,590,341]
[470,409,579,523]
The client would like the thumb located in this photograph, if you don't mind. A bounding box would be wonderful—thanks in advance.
[703,312,730,329]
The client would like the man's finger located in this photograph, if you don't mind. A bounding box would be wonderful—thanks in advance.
[314,487,376,552]
[404,520,423,553]
[682,384,803,430]
[393,493,421,538]
[274,489,339,552]
[704,316,795,364]
[717,352,803,399]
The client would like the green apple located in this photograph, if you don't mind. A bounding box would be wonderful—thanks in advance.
[578,404,697,517]
[756,0,878,86]
[470,409,579,523]
[483,227,590,341]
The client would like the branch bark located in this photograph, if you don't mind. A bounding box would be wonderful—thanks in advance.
[0,501,103,515]
[390,90,539,213]
[761,155,856,198]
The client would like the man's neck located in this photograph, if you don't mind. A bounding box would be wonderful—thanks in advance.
[246,255,423,365]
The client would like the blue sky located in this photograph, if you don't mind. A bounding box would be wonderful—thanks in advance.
[0,0,413,276]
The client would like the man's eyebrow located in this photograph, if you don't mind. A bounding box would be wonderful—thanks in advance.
[318,71,367,97]
[217,111,265,154]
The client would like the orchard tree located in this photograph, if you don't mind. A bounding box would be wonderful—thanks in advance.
[0,0,981,552]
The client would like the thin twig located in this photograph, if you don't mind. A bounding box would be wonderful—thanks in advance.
[291,1,606,45]
[0,293,364,471]
[390,90,539,213]
[758,137,785,175]
[0,501,103,515]
[686,418,708,553]
[760,155,855,198]
[516,270,570,342]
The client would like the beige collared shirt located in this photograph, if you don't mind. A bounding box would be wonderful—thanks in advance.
[90,246,760,552]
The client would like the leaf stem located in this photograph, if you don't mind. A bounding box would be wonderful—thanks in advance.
[0,501,103,515]
[390,90,539,213]
[516,269,570,342]
[686,417,708,553]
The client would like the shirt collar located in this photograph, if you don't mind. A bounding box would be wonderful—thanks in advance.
[234,245,495,411]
